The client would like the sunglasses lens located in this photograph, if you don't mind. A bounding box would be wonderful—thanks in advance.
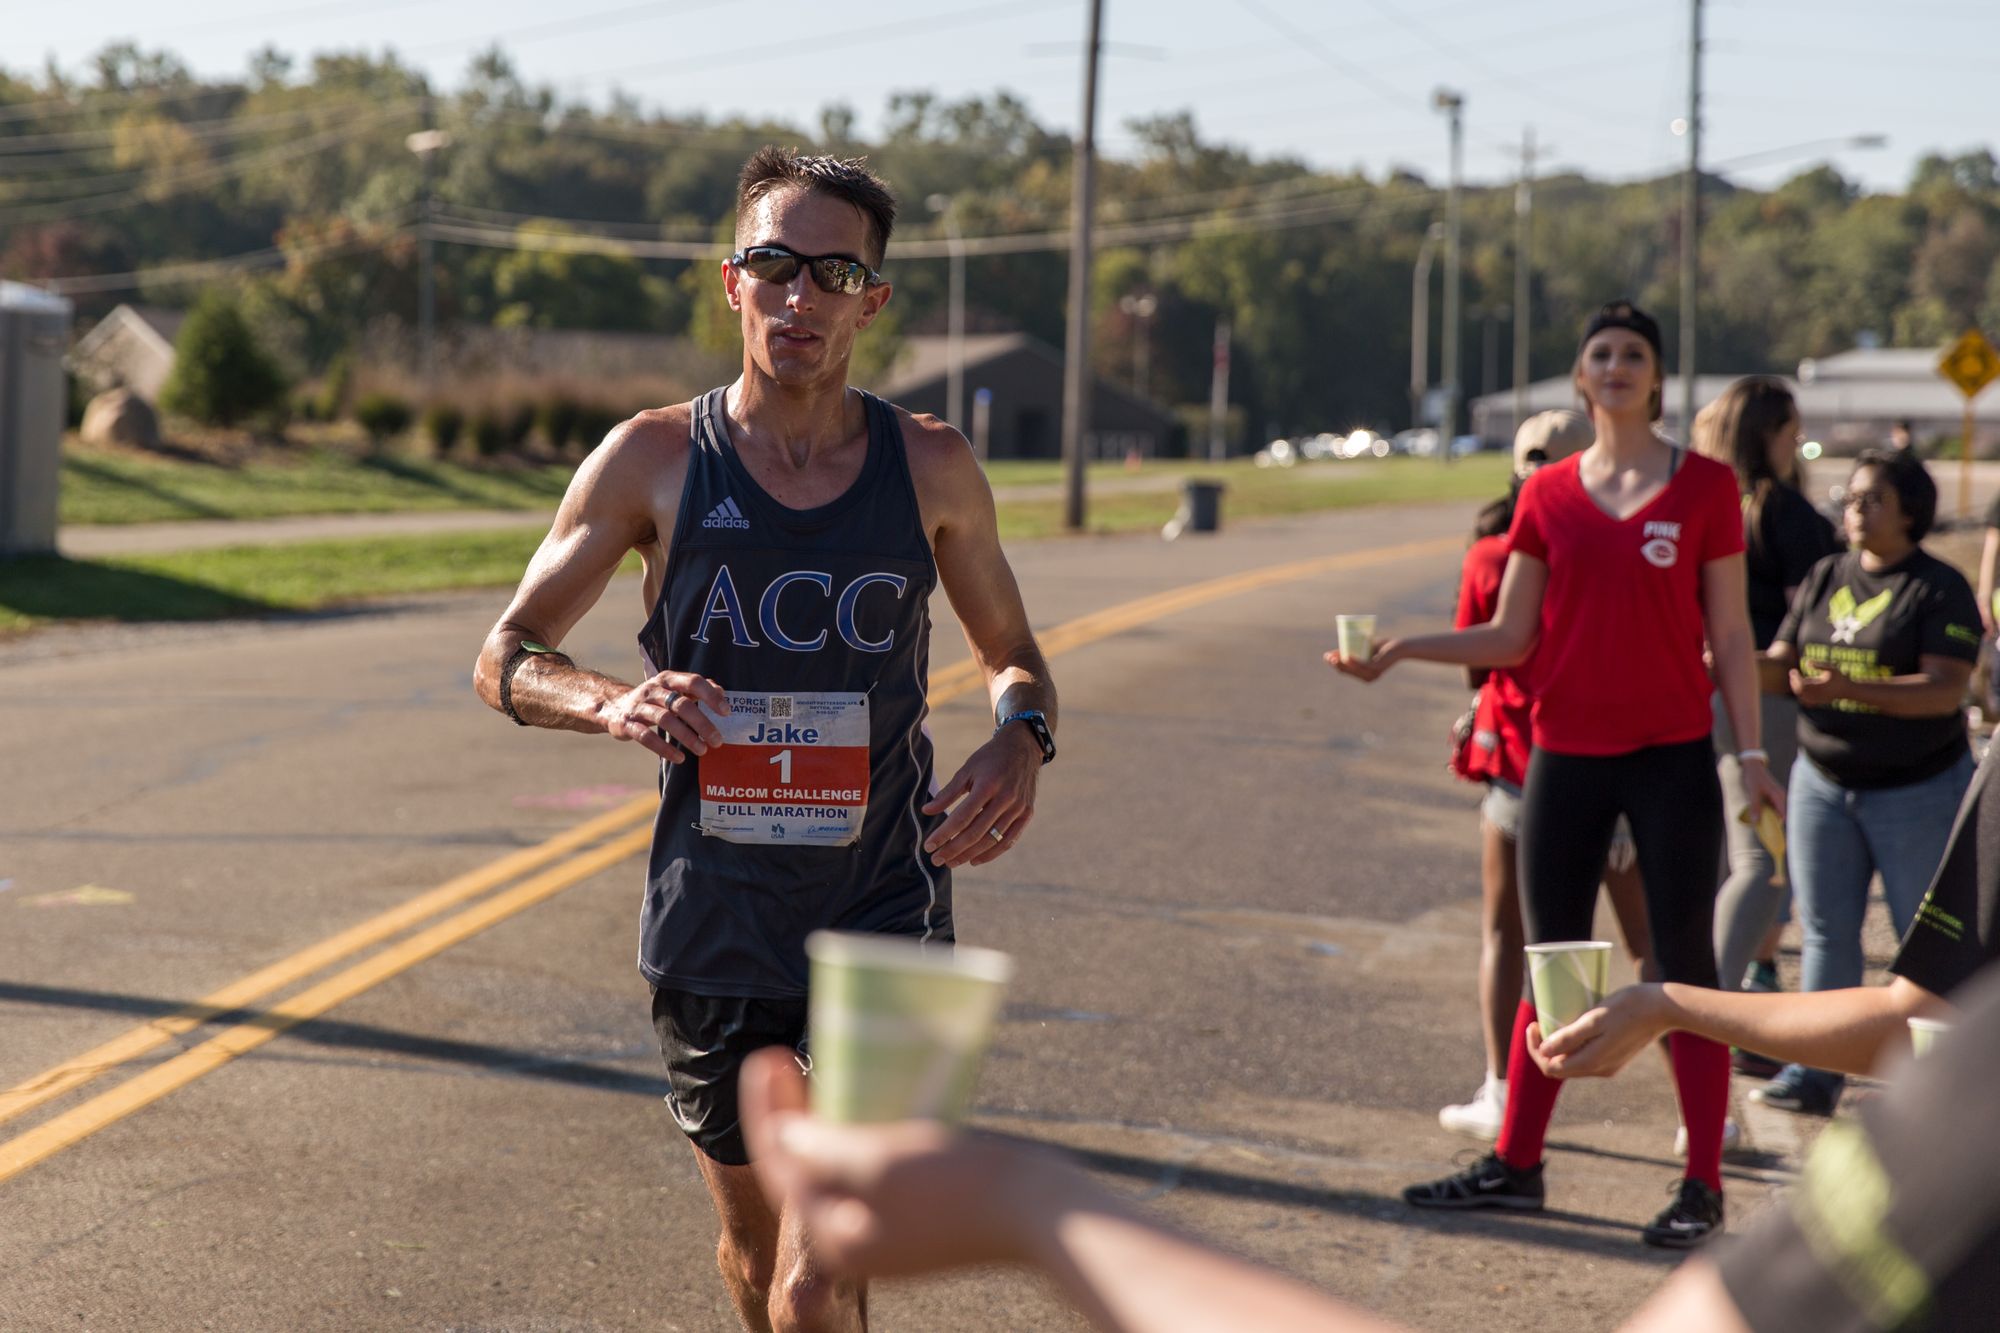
[809,258,863,295]
[742,248,801,283]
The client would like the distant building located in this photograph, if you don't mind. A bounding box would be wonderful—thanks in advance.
[1471,345,2000,456]
[69,304,185,403]
[873,332,1180,460]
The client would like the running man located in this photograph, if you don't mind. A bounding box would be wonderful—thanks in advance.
[473,147,1056,1333]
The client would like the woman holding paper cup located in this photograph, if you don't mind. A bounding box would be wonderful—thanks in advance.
[1328,300,1783,1249]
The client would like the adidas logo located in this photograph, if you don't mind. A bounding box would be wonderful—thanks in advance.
[701,496,751,530]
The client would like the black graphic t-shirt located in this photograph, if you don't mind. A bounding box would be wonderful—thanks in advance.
[1774,548,1981,789]
[1893,745,2000,998]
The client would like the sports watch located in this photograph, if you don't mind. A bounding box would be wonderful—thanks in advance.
[996,709,1055,765]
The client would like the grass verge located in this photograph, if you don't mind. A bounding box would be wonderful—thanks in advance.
[9,455,1509,632]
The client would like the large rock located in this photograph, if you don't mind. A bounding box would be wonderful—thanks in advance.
[81,388,162,451]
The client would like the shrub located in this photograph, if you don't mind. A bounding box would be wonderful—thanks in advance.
[159,289,290,426]
[422,402,464,453]
[354,391,413,446]
[505,402,536,450]
[536,395,580,453]
[470,410,506,457]
[575,405,620,452]
[317,353,354,420]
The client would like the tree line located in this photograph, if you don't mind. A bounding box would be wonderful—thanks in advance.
[7,42,2000,441]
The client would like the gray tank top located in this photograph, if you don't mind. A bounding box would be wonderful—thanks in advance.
[636,387,948,997]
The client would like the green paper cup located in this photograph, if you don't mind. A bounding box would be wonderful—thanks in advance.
[1908,1015,1951,1058]
[1526,941,1613,1035]
[1336,614,1377,662]
[806,931,1014,1125]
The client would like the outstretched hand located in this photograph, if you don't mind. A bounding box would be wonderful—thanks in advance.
[1527,983,1671,1080]
[739,1048,1043,1278]
[1323,639,1400,683]
[597,670,730,763]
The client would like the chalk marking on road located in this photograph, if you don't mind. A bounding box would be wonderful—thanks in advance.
[0,826,653,1186]
[0,529,1459,1180]
[0,799,655,1129]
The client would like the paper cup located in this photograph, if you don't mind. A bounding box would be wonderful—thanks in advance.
[1526,941,1614,1035]
[1336,614,1377,662]
[806,930,1013,1125]
[1907,1015,1951,1058]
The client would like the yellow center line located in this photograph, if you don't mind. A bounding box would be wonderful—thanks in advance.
[0,528,1458,1183]
[0,826,655,1186]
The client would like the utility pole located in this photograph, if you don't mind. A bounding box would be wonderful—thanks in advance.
[1411,221,1445,430]
[1434,89,1465,447]
[405,102,451,398]
[1060,0,1103,531]
[1119,292,1156,399]
[1514,128,1538,434]
[1208,318,1231,462]
[1679,0,1704,439]
[926,194,966,432]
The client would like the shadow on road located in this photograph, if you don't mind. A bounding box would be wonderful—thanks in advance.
[0,980,666,1099]
[0,556,275,623]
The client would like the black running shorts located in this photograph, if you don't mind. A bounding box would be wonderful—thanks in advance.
[650,987,808,1166]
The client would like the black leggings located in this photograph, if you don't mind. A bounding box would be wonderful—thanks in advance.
[1517,737,1724,989]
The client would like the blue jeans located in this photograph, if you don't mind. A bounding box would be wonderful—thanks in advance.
[1789,748,1975,996]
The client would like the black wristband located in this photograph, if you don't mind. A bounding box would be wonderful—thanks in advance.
[499,641,571,727]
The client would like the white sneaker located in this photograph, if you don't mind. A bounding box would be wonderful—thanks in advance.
[1673,1119,1741,1159]
[1438,1077,1506,1140]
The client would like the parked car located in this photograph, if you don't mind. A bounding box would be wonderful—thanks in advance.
[1392,428,1439,457]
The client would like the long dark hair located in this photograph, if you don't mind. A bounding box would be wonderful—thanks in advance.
[1472,474,1525,541]
[1698,376,1797,552]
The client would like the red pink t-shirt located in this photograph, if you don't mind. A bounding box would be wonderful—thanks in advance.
[1455,534,1533,786]
[1507,451,1744,756]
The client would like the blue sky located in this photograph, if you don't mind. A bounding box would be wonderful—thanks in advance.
[14,0,1993,194]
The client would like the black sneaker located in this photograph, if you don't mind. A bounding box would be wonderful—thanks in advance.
[1749,1063,1842,1115]
[1642,1178,1725,1249]
[1403,1151,1545,1210]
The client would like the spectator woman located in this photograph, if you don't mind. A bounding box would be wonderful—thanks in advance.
[1751,448,1980,1114]
[1692,378,1840,1013]
[1329,300,1780,1248]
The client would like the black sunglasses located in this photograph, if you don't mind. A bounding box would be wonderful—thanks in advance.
[730,244,882,296]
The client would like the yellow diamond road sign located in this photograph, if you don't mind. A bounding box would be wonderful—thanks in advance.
[1939,329,2000,399]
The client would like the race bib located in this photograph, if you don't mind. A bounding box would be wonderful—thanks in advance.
[694,692,871,846]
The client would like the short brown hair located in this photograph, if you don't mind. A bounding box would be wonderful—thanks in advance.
[735,146,897,268]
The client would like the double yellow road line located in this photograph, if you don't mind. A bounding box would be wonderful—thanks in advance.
[0,534,1455,1186]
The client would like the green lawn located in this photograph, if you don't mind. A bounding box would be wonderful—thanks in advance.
[6,453,1510,632]
[60,447,577,525]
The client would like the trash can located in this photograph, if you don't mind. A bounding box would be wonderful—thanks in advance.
[1183,478,1224,531]
[0,282,73,556]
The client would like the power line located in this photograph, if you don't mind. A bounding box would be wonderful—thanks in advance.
[39,216,413,295]
[0,98,422,159]
[0,104,419,226]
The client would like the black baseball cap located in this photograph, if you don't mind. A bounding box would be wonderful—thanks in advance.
[1579,299,1663,362]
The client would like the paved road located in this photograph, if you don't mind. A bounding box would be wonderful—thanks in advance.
[2,502,1859,1332]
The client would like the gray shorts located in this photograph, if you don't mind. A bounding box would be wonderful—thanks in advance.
[1483,778,1634,868]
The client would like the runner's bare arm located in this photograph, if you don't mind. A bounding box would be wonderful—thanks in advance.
[1328,550,1547,682]
[903,412,1054,868]
[1703,552,1785,818]
[473,409,727,762]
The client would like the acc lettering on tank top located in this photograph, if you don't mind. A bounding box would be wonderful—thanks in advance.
[634,387,950,998]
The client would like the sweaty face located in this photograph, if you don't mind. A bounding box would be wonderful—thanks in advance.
[724,186,891,388]
[1575,329,1660,420]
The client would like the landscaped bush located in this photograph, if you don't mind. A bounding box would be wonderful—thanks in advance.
[505,402,536,450]
[575,405,620,452]
[470,411,506,457]
[354,392,413,447]
[536,395,580,453]
[159,290,290,427]
[422,403,464,452]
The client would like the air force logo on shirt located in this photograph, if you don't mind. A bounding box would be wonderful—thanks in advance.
[1640,520,1682,569]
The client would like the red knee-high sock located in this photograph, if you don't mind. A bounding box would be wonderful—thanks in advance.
[1494,1000,1563,1171]
[1670,1031,1730,1191]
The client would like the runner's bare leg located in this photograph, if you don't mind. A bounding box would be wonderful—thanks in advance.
[694,1150,866,1333]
